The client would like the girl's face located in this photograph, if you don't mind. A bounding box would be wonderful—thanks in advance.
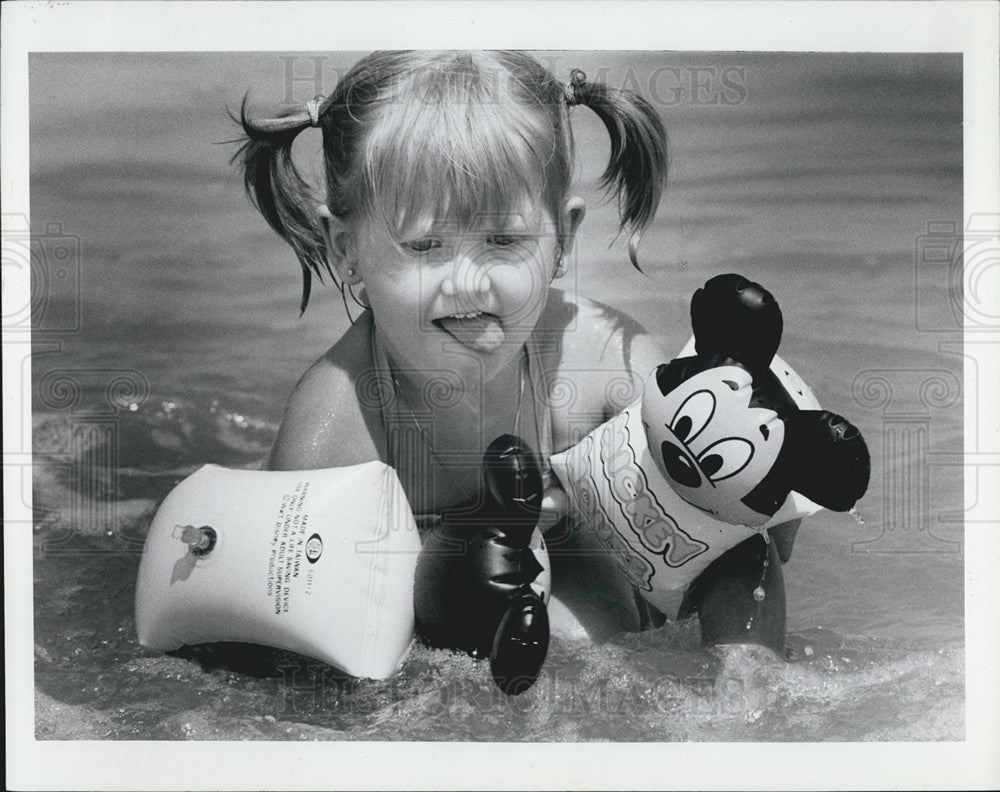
[339,195,583,383]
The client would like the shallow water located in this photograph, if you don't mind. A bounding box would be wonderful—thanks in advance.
[28,51,964,740]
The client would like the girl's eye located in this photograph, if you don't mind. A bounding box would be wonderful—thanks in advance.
[405,238,442,253]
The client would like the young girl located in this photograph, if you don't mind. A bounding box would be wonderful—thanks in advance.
[236,50,794,645]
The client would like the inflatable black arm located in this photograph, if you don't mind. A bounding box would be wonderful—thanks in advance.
[413,435,550,696]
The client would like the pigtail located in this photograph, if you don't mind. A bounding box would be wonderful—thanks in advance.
[231,95,332,314]
[566,69,668,270]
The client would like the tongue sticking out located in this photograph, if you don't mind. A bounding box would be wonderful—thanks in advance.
[436,314,505,353]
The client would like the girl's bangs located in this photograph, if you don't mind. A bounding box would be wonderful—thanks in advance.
[359,67,567,239]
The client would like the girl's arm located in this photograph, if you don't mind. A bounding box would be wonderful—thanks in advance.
[568,294,669,419]
[541,292,667,453]
[267,318,383,471]
[610,327,670,417]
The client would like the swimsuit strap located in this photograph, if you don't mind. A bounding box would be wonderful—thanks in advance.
[523,331,557,487]
[368,316,394,466]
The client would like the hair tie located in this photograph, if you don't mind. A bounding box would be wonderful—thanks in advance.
[564,69,587,106]
[306,96,324,128]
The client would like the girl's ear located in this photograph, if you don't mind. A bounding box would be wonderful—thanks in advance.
[317,204,362,284]
[560,196,587,251]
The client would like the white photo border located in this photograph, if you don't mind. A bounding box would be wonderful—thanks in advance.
[3,1,998,790]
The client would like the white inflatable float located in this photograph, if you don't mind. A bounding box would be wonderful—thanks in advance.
[551,274,870,617]
[550,350,822,615]
[135,462,421,680]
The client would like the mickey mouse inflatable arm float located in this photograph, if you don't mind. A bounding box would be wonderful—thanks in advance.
[551,273,870,651]
[645,273,870,525]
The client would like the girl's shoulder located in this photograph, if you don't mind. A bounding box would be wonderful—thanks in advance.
[267,312,384,470]
[538,287,667,377]
[536,288,670,435]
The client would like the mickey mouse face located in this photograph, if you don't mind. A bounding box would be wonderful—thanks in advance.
[642,365,785,526]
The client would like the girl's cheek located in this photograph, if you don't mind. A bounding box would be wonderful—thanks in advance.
[367,254,412,280]
[488,241,543,274]
[491,262,549,324]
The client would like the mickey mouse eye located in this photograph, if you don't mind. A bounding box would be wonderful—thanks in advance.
[697,437,754,482]
[670,390,716,444]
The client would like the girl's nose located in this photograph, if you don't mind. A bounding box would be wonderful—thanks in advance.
[440,250,492,298]
[440,272,491,297]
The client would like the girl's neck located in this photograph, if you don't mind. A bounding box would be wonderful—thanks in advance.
[372,327,539,514]
[377,334,526,416]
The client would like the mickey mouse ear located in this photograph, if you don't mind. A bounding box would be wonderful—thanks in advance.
[783,410,871,512]
[691,274,783,374]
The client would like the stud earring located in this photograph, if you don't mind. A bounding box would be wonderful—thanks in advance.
[346,267,356,278]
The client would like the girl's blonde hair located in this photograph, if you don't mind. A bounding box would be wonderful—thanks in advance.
[235,51,668,313]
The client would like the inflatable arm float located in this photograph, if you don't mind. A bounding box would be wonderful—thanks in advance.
[414,434,552,696]
[135,462,421,680]
[551,273,870,615]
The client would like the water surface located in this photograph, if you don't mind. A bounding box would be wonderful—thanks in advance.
[29,51,964,741]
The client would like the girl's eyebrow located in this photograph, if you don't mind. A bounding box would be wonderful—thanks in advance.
[475,210,538,232]
[395,217,452,241]
[394,204,543,240]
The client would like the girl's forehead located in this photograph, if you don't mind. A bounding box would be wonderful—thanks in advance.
[399,196,552,236]
[357,174,557,241]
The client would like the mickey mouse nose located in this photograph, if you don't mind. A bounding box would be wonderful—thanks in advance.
[660,440,702,489]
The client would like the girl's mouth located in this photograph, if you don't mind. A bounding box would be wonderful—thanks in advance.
[433,312,505,353]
